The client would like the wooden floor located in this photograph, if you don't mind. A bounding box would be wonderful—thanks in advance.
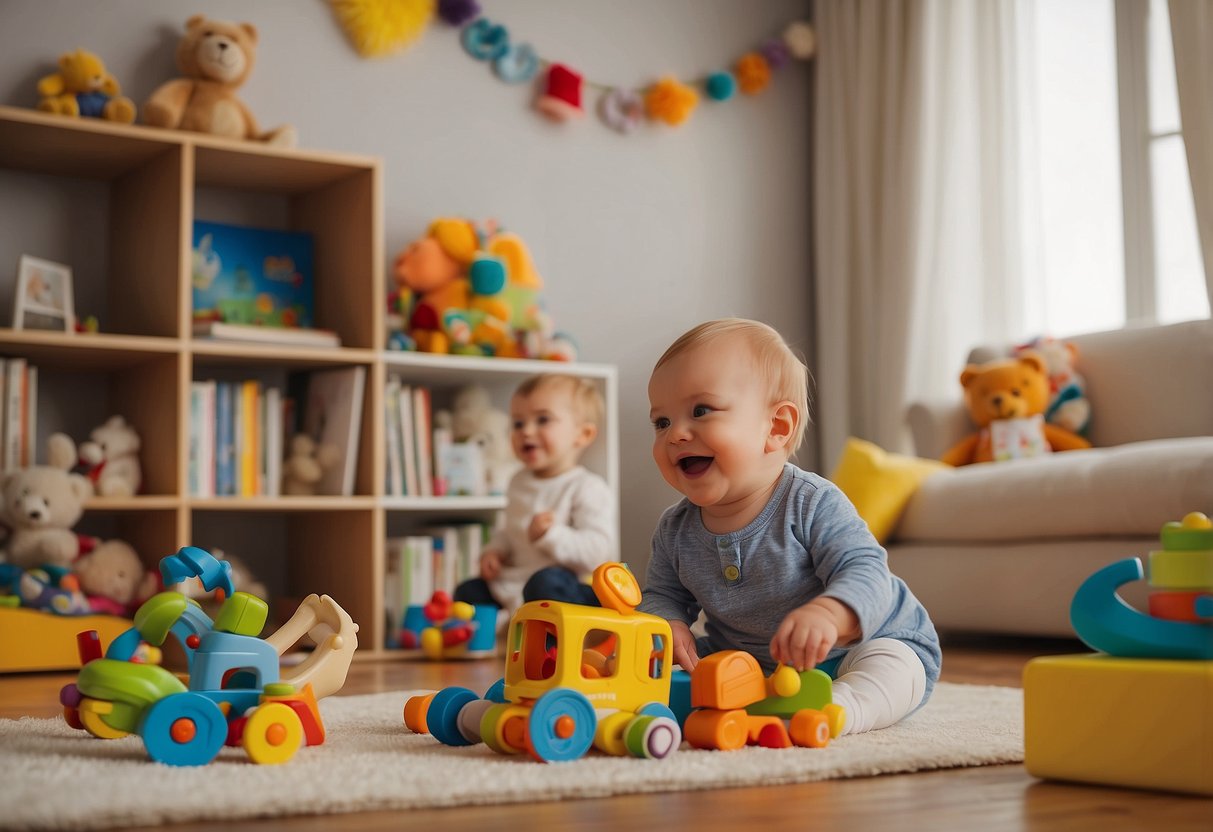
[2,634,1209,831]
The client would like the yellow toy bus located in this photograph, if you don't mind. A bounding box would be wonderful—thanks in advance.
[404,563,681,762]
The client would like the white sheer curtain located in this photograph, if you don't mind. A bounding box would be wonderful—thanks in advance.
[1168,0,1213,306]
[812,0,1030,468]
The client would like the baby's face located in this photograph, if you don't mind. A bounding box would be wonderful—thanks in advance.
[648,337,784,515]
[510,384,594,478]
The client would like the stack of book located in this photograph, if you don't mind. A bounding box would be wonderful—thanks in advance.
[384,377,440,498]
[188,380,287,497]
[383,523,490,648]
[0,358,37,472]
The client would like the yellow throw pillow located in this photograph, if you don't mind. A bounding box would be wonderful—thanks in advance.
[829,437,947,544]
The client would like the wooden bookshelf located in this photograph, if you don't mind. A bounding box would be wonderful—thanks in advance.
[0,105,619,666]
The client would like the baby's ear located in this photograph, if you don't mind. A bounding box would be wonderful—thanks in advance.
[576,422,598,448]
[766,401,798,453]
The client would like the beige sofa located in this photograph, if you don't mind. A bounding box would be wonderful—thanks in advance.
[890,319,1213,637]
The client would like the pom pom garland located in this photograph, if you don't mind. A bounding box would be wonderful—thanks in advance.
[434,6,817,132]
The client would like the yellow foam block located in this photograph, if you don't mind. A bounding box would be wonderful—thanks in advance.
[1024,654,1213,795]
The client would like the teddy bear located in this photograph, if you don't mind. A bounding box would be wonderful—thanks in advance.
[0,465,93,569]
[440,385,519,495]
[941,351,1092,467]
[281,434,342,496]
[143,15,296,147]
[46,416,142,498]
[36,48,136,123]
[1013,336,1091,436]
[72,539,157,616]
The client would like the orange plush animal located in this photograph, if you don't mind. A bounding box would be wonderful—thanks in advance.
[942,351,1091,466]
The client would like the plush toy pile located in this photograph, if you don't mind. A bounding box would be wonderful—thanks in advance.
[942,350,1091,467]
[388,218,577,361]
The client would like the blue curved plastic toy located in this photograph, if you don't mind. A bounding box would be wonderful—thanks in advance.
[159,546,234,598]
[1070,558,1213,660]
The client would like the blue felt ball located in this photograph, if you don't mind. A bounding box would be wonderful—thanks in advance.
[706,72,736,102]
[469,256,507,295]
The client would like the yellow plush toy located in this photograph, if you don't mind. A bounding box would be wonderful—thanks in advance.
[36,49,135,123]
[942,351,1091,466]
[143,15,296,146]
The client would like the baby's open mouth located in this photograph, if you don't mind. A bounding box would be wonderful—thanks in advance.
[678,456,713,476]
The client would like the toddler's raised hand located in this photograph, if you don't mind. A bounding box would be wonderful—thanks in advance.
[670,619,700,672]
[528,511,555,542]
[479,549,504,581]
[770,602,840,671]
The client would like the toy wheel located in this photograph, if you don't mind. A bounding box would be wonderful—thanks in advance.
[139,693,227,766]
[428,687,479,747]
[822,703,846,738]
[456,698,496,744]
[593,711,634,756]
[526,688,596,762]
[684,709,747,751]
[403,692,436,734]
[62,705,84,731]
[481,703,528,755]
[623,714,681,759]
[78,698,130,740]
[243,702,305,764]
[790,709,831,748]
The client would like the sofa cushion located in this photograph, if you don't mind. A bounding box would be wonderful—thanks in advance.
[895,437,1213,542]
[830,437,947,543]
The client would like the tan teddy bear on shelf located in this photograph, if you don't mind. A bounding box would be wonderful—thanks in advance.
[281,434,342,496]
[143,15,296,146]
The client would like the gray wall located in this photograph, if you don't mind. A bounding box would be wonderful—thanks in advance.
[0,0,814,581]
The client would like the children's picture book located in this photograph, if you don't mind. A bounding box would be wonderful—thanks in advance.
[191,220,317,331]
[300,367,366,496]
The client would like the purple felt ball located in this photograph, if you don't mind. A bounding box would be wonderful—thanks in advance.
[439,0,481,26]
[761,38,791,70]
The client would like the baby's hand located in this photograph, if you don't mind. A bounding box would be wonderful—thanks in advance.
[528,511,555,542]
[479,549,504,581]
[669,620,700,672]
[770,602,840,671]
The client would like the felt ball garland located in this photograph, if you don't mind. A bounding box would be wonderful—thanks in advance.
[441,7,816,131]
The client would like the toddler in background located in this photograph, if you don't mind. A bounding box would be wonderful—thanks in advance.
[639,318,941,735]
[453,373,617,618]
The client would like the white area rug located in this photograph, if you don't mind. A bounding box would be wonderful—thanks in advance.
[0,682,1023,831]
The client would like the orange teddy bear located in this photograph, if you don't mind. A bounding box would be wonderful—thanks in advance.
[942,351,1091,466]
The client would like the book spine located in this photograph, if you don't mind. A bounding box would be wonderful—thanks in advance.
[265,386,281,498]
[23,365,37,467]
[413,386,433,498]
[5,358,26,472]
[384,377,402,497]
[199,380,216,498]
[215,381,235,497]
[240,379,260,496]
[188,383,202,496]
[398,384,418,496]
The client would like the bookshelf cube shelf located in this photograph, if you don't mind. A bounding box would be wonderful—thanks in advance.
[0,106,619,668]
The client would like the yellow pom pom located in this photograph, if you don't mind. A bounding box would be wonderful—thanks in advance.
[329,0,435,58]
[420,627,444,659]
[451,601,476,621]
[768,664,801,698]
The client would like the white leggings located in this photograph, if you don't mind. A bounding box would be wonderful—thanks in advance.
[829,638,928,735]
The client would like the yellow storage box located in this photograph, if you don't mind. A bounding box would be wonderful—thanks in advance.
[1024,653,1213,796]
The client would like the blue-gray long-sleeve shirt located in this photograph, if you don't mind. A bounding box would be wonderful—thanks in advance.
[638,463,941,700]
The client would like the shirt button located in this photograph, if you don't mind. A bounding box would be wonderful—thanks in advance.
[723,565,740,581]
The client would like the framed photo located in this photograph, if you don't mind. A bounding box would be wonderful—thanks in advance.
[13,255,74,332]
